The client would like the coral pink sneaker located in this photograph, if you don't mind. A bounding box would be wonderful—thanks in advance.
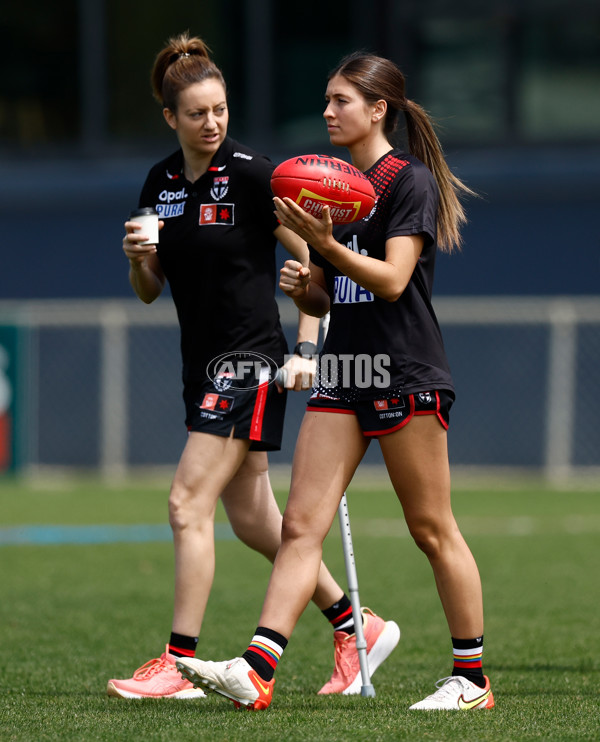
[318,607,400,695]
[107,646,206,699]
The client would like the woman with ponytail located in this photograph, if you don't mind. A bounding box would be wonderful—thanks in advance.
[178,51,494,713]
[107,38,398,701]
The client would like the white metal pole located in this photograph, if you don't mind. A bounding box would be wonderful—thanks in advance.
[338,492,375,696]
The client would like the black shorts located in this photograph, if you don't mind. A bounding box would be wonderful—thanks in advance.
[306,389,454,437]
[183,371,287,451]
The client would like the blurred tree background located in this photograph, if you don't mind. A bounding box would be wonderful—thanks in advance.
[0,0,598,299]
[2,0,598,155]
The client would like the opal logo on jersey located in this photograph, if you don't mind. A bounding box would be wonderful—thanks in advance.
[207,352,278,391]
[159,187,188,202]
[156,187,188,219]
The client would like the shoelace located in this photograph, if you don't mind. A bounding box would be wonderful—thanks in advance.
[331,634,357,680]
[133,655,172,680]
[428,676,470,700]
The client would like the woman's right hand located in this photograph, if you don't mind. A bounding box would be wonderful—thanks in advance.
[122,220,166,302]
[122,220,162,264]
[280,259,311,298]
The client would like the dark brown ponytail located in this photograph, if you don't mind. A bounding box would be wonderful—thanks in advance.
[330,52,475,253]
[150,31,226,112]
[402,97,476,252]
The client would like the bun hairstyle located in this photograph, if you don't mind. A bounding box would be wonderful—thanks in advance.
[330,52,476,253]
[151,31,226,111]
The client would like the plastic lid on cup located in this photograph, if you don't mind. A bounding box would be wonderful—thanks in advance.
[130,207,158,217]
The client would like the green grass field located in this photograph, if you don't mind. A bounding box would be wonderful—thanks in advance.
[1,474,599,741]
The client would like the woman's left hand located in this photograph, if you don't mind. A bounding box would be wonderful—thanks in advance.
[276,353,316,393]
[280,259,310,298]
[274,197,333,253]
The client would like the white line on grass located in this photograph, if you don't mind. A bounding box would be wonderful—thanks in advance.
[1,515,599,546]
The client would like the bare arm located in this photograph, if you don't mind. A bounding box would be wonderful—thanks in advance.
[280,259,330,318]
[295,307,320,345]
[274,222,322,390]
[123,220,166,303]
[274,308,321,392]
[274,197,423,302]
[274,223,309,266]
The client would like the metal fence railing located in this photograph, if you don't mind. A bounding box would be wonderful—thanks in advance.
[1,296,599,485]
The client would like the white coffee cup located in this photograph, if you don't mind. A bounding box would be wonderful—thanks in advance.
[130,207,159,245]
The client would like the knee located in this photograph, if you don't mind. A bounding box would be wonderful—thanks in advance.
[408,519,449,560]
[280,507,322,549]
[279,512,297,542]
[168,483,195,532]
[228,508,275,545]
[280,508,305,542]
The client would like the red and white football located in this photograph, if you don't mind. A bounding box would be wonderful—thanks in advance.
[271,154,375,224]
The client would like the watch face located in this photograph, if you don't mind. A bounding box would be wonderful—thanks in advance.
[295,341,317,357]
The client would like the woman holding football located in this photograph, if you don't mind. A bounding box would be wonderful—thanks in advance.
[177,51,494,712]
[107,36,399,701]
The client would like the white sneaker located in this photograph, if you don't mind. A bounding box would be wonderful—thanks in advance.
[409,675,494,710]
[176,656,274,710]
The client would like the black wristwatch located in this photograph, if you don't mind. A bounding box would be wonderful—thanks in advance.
[293,341,318,359]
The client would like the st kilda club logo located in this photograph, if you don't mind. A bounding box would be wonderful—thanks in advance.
[210,176,229,200]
